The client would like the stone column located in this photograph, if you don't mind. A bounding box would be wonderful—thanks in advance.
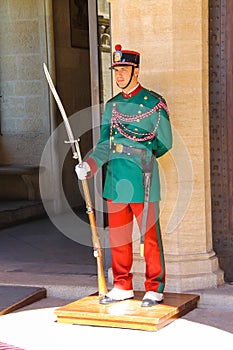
[108,0,224,291]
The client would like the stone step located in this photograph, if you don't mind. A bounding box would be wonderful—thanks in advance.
[192,283,233,310]
[0,272,99,300]
[0,200,46,229]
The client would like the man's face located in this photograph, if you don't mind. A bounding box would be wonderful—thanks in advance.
[113,66,139,91]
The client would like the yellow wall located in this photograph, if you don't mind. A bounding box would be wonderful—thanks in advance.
[109,0,223,291]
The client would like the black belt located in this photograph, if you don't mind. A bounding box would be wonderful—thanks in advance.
[111,143,149,157]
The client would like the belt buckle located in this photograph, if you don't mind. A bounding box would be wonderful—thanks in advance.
[115,144,123,153]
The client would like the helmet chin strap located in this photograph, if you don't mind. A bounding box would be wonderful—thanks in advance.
[116,66,135,90]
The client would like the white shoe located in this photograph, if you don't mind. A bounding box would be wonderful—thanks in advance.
[143,291,164,302]
[99,287,134,304]
[141,291,164,307]
[106,287,134,300]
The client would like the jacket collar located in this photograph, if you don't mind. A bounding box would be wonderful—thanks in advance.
[122,84,142,99]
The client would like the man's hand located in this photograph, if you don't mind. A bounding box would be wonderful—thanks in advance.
[75,162,91,180]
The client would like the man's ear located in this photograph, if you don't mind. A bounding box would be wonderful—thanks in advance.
[134,67,140,77]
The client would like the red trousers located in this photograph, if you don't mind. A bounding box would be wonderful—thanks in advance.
[107,200,165,293]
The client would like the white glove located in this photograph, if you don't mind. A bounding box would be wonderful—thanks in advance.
[75,162,90,180]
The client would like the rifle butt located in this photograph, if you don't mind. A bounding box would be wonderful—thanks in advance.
[96,254,108,297]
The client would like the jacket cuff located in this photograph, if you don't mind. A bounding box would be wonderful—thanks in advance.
[85,157,98,178]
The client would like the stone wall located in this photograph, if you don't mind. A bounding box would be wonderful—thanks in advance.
[0,0,50,165]
[0,0,92,210]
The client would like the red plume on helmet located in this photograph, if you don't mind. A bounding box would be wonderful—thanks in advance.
[111,44,140,68]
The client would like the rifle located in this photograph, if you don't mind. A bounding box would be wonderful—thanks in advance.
[43,63,108,297]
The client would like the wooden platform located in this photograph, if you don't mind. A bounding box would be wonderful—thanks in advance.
[55,292,199,331]
[0,286,46,315]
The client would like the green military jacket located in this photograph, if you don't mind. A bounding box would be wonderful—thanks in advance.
[89,85,172,203]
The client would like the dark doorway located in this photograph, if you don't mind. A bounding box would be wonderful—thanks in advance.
[209,0,233,282]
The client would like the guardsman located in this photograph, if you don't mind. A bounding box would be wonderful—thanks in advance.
[76,44,172,307]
